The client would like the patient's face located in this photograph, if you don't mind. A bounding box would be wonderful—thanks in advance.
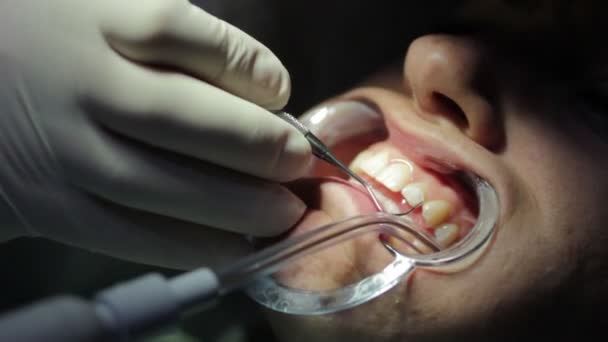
[265,33,608,341]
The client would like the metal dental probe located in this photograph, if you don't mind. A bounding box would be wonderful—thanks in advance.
[274,110,386,212]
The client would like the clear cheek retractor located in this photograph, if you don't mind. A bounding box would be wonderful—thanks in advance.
[219,173,499,315]
[0,109,499,342]
[227,108,500,315]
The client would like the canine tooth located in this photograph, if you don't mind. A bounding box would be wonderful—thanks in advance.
[360,151,389,176]
[435,223,459,248]
[401,182,427,206]
[375,162,412,192]
[422,200,451,227]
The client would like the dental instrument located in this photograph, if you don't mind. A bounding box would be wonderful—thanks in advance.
[274,111,386,212]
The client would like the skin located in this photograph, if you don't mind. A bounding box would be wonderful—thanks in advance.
[263,33,608,341]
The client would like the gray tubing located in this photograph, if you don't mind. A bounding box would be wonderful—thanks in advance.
[95,269,219,340]
[0,268,219,342]
[0,296,108,342]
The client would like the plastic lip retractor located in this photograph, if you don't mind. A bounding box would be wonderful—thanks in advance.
[241,173,499,315]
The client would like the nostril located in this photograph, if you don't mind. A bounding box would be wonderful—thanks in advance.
[431,92,469,130]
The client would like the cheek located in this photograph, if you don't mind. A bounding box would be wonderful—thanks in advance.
[402,108,608,332]
[505,109,608,243]
[397,110,608,336]
[484,106,608,311]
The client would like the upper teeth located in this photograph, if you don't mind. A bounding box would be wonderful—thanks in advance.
[351,149,454,228]
[401,182,427,206]
[422,200,451,227]
[375,161,413,192]
[435,223,460,248]
[359,151,389,176]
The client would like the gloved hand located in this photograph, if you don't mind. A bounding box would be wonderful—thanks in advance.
[0,0,312,269]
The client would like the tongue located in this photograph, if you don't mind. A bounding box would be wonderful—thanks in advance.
[286,177,379,237]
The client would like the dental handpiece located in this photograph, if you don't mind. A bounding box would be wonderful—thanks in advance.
[274,111,385,211]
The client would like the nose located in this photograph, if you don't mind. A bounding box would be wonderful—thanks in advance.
[403,34,503,149]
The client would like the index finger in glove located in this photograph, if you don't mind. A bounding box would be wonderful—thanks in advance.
[88,54,311,182]
[101,0,290,109]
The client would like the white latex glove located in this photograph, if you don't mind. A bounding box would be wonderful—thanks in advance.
[0,0,312,269]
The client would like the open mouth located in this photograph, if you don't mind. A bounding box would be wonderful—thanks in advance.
[246,98,500,315]
[294,100,480,255]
